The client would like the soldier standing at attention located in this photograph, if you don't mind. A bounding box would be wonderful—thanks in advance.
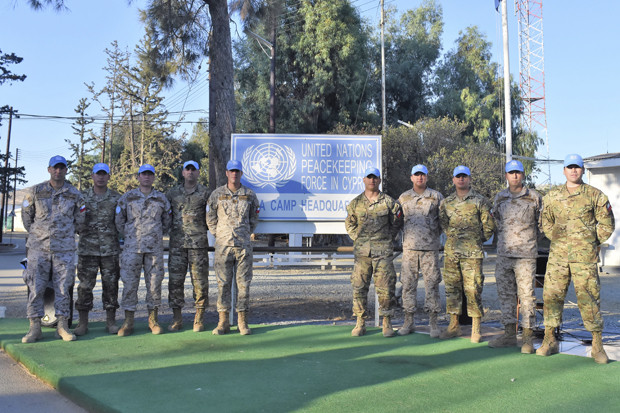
[21,155,85,343]
[537,154,615,364]
[488,160,543,353]
[207,160,260,335]
[345,167,403,337]
[439,165,495,343]
[73,163,122,336]
[115,164,171,336]
[397,164,444,337]
[166,160,211,332]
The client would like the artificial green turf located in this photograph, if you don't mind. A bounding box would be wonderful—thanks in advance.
[1,318,619,413]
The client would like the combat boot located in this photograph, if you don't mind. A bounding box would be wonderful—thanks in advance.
[429,313,440,338]
[470,317,482,343]
[168,308,183,332]
[382,316,396,337]
[56,316,77,341]
[73,310,89,336]
[212,311,230,335]
[397,312,415,336]
[117,310,134,337]
[238,311,252,335]
[148,308,163,335]
[22,317,43,343]
[536,328,559,356]
[193,308,205,332]
[351,317,366,337]
[106,309,119,334]
[521,328,535,354]
[488,323,517,348]
[439,314,461,339]
[591,331,609,364]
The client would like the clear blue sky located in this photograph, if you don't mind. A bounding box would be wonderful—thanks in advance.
[1,0,618,187]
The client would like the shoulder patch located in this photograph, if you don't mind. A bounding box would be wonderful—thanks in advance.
[22,199,29,208]
[606,201,613,214]
[79,204,86,213]
[116,206,121,214]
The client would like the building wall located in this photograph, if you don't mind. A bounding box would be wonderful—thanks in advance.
[587,166,620,269]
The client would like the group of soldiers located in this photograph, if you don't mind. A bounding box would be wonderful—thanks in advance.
[21,156,258,343]
[345,154,614,364]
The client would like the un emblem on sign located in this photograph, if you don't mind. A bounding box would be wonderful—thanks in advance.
[242,143,296,189]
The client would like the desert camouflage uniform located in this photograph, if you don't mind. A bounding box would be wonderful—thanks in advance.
[542,183,615,332]
[345,192,403,318]
[22,181,85,318]
[439,189,495,317]
[493,187,543,328]
[115,188,171,311]
[207,184,259,313]
[76,188,121,312]
[166,184,211,310]
[398,188,444,315]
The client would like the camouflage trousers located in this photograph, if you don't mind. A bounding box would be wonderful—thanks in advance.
[444,255,484,317]
[75,255,120,311]
[543,259,603,332]
[351,253,397,318]
[400,250,442,314]
[120,250,164,311]
[168,247,209,310]
[214,245,253,313]
[23,250,76,319]
[495,256,536,328]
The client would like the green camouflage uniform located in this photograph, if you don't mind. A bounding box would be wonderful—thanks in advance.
[439,189,495,317]
[345,192,403,318]
[76,188,121,312]
[542,183,615,332]
[166,184,211,310]
[207,184,259,313]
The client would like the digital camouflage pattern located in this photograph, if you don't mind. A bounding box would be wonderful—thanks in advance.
[78,188,121,256]
[168,247,209,309]
[75,255,120,311]
[400,250,441,314]
[494,256,536,328]
[398,187,444,251]
[214,245,253,312]
[119,252,164,311]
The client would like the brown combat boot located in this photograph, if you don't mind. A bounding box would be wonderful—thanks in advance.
[73,310,89,336]
[383,316,396,337]
[591,331,609,364]
[193,308,205,332]
[148,308,163,335]
[521,328,535,354]
[117,310,134,337]
[536,328,559,356]
[106,309,119,334]
[351,317,366,337]
[488,323,517,348]
[168,308,183,332]
[238,311,252,335]
[470,317,482,343]
[429,313,440,338]
[56,316,77,341]
[212,311,230,335]
[397,312,415,336]
[439,314,461,339]
[22,317,43,343]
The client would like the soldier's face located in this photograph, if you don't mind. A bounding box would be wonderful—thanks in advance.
[411,172,427,189]
[183,166,199,184]
[505,171,524,187]
[138,171,155,188]
[92,171,110,189]
[226,169,242,185]
[48,164,67,182]
[363,174,380,191]
[452,174,470,190]
[564,165,584,184]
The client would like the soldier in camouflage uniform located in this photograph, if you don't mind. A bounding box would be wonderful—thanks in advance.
[21,155,86,343]
[115,164,172,336]
[537,154,615,364]
[345,167,403,338]
[207,160,259,336]
[397,164,443,338]
[73,163,122,336]
[166,160,211,332]
[488,160,543,353]
[438,165,495,343]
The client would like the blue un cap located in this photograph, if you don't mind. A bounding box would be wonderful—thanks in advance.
[411,164,428,175]
[92,163,110,174]
[505,160,524,173]
[364,167,381,178]
[226,160,242,171]
[564,153,584,168]
[453,165,471,177]
[184,160,199,170]
[49,155,67,167]
[138,164,155,174]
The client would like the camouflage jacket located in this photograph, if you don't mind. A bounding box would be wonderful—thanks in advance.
[115,188,171,253]
[22,180,85,253]
[543,183,615,263]
[345,191,403,257]
[78,188,121,256]
[439,189,495,258]
[167,183,211,249]
[398,187,444,251]
[206,184,259,248]
[493,187,543,258]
